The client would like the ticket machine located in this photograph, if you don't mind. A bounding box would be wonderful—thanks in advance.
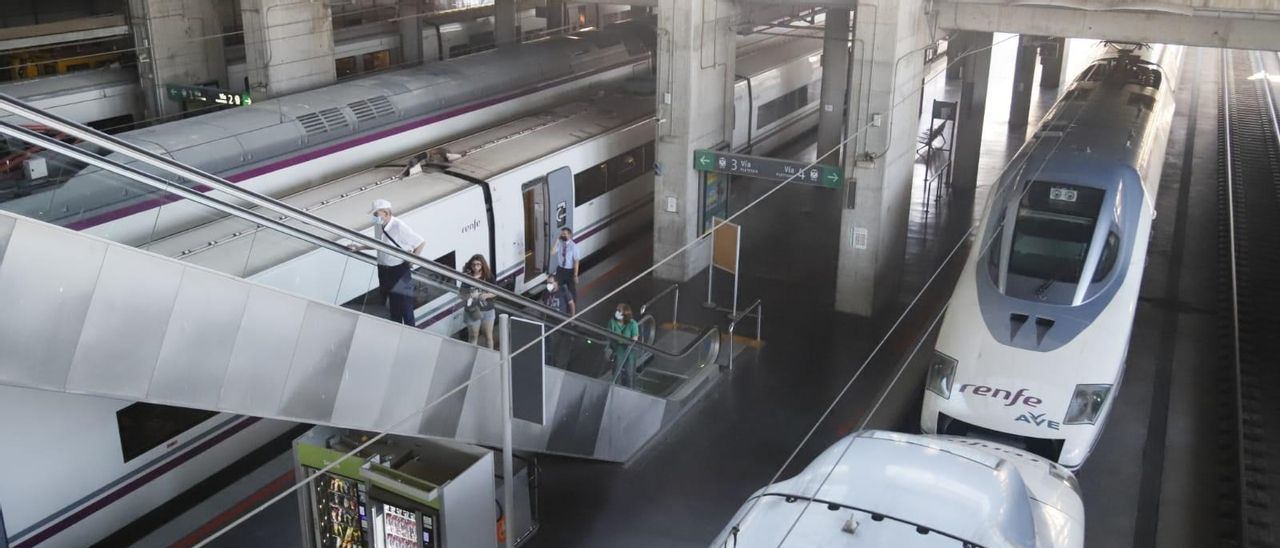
[294,426,537,548]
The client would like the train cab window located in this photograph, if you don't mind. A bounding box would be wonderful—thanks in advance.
[574,163,608,206]
[1007,182,1106,285]
[116,403,217,463]
[421,251,458,301]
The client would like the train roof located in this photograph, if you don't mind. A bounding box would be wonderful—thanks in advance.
[0,66,134,101]
[146,163,470,275]
[719,431,1083,547]
[735,29,822,79]
[435,90,654,181]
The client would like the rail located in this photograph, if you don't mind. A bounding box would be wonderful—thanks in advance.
[639,283,680,327]
[0,92,719,365]
[727,299,763,371]
[1220,50,1246,546]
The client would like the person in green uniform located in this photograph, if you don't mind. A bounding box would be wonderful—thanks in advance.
[607,303,640,387]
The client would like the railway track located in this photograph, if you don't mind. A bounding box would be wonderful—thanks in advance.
[1218,48,1280,548]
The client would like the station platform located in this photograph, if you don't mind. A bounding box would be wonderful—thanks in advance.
[111,36,1229,548]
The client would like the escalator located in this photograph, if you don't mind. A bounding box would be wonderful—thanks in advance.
[0,94,720,463]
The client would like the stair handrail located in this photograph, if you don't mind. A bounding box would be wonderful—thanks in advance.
[0,102,716,362]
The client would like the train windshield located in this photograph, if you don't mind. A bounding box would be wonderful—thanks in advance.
[1008,181,1106,284]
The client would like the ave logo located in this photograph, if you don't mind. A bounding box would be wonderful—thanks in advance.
[1016,412,1060,430]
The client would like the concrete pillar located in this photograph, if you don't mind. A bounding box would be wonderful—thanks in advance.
[495,0,517,46]
[816,8,851,165]
[399,0,424,66]
[1009,34,1038,128]
[127,0,227,119]
[945,32,965,81]
[546,0,565,32]
[241,0,336,100]
[1039,36,1068,89]
[949,31,991,196]
[834,0,931,317]
[652,0,738,281]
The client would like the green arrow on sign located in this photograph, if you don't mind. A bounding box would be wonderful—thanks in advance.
[695,150,715,169]
[822,168,841,188]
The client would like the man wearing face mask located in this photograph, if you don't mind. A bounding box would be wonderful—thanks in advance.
[550,227,579,299]
[347,199,425,325]
[542,277,575,366]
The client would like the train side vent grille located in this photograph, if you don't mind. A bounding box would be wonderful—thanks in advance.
[347,96,398,123]
[318,107,350,132]
[295,112,327,136]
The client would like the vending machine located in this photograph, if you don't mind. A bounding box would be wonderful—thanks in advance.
[295,427,537,548]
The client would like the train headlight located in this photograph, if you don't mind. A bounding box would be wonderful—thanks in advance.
[925,352,958,399]
[1063,384,1112,425]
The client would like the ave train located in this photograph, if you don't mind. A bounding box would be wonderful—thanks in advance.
[920,42,1183,469]
[711,431,1084,547]
[0,29,825,547]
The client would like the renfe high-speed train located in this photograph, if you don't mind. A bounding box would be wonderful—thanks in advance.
[711,431,1084,547]
[3,19,657,247]
[921,43,1183,469]
[0,29,824,548]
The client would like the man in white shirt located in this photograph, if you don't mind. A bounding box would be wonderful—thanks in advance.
[551,226,579,298]
[348,199,425,325]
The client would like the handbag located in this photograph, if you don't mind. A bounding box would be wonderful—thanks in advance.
[380,229,415,297]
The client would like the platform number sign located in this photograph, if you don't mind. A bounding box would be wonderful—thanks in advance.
[1049,186,1078,203]
[693,149,842,189]
[555,201,568,228]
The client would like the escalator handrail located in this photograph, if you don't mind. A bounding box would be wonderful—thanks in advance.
[0,96,717,362]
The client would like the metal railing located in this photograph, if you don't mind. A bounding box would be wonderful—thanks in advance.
[0,92,718,366]
[639,282,680,327]
[727,299,763,371]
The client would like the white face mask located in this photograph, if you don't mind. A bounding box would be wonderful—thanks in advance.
[614,311,624,321]
[546,283,555,292]
[371,214,383,226]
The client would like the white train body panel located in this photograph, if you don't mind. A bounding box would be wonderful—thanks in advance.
[920,44,1182,469]
[711,431,1084,548]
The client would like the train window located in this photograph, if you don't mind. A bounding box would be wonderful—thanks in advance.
[1092,232,1121,283]
[1007,182,1106,285]
[606,145,645,187]
[756,85,809,130]
[575,163,608,205]
[362,50,392,73]
[336,56,358,78]
[116,403,217,463]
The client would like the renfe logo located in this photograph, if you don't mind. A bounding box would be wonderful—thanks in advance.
[461,219,482,233]
[957,384,1043,408]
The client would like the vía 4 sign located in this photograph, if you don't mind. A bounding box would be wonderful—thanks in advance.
[692,149,843,189]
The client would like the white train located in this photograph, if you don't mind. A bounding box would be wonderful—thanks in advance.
[710,431,1084,547]
[0,29,824,548]
[920,43,1183,469]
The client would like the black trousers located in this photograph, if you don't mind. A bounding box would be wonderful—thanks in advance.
[554,267,576,299]
[377,263,415,325]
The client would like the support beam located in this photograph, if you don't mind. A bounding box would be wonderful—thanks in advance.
[949,30,991,196]
[126,0,226,119]
[1008,34,1037,128]
[400,0,424,67]
[1039,36,1067,89]
[495,0,518,46]
[945,32,965,81]
[652,0,738,281]
[936,2,1280,51]
[816,8,851,164]
[834,0,931,317]
[241,0,336,100]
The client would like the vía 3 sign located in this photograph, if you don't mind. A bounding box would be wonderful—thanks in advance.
[693,149,843,189]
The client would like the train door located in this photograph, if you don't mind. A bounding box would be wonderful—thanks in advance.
[521,167,575,279]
